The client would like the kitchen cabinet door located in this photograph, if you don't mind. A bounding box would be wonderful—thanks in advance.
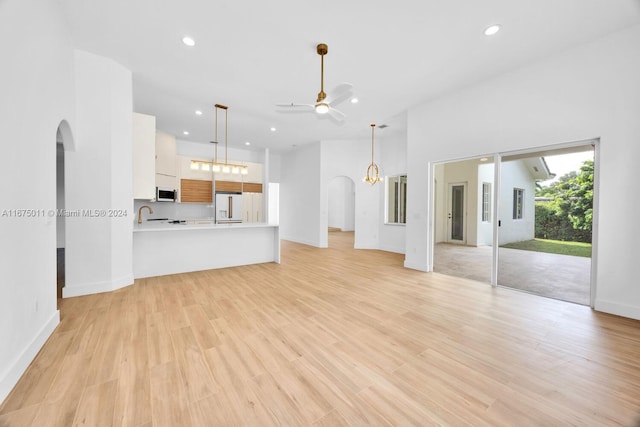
[243,162,263,184]
[155,131,177,177]
[243,192,264,223]
[181,179,212,203]
[132,113,156,199]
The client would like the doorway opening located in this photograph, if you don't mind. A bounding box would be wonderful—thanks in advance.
[56,120,74,304]
[56,141,64,301]
[498,144,595,305]
[432,141,597,306]
[328,176,355,248]
[433,158,495,283]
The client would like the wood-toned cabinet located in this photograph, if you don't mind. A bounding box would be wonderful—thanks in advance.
[132,113,156,200]
[215,180,243,193]
[181,179,212,203]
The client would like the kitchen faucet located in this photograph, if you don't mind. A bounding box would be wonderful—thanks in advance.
[137,205,153,224]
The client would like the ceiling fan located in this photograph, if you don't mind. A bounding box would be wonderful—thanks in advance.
[277,43,353,123]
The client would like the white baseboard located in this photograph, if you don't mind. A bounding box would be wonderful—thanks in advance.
[378,244,405,254]
[594,299,640,320]
[403,260,430,272]
[0,310,60,404]
[280,237,322,248]
[63,273,133,298]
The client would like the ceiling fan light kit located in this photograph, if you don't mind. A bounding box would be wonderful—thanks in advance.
[276,43,352,123]
[315,103,329,114]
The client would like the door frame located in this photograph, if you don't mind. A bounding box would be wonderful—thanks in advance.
[428,138,599,308]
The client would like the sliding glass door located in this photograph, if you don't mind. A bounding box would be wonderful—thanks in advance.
[432,142,596,306]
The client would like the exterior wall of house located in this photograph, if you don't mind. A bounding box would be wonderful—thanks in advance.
[405,24,640,319]
[441,160,478,246]
[477,162,495,246]
[497,160,536,245]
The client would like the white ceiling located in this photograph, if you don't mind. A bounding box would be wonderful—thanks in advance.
[57,0,640,153]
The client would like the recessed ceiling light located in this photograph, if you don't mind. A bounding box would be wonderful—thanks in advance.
[183,131,189,135]
[480,157,489,162]
[270,127,277,132]
[195,110,203,116]
[484,24,501,36]
[350,98,359,104]
[182,36,196,47]
[245,141,251,146]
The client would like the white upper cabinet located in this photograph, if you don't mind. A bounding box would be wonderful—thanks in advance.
[178,156,215,181]
[132,112,156,200]
[155,131,177,177]
[243,162,263,183]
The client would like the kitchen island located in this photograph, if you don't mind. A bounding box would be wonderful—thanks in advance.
[133,221,280,278]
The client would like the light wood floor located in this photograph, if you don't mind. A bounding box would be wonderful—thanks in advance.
[2,232,640,426]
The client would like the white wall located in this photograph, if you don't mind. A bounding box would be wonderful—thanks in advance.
[328,177,355,231]
[281,130,406,253]
[0,0,75,403]
[320,139,381,250]
[378,128,408,254]
[498,160,536,245]
[280,143,323,246]
[63,50,133,298]
[269,153,282,183]
[406,24,640,319]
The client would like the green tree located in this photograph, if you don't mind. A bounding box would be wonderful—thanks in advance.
[535,160,593,242]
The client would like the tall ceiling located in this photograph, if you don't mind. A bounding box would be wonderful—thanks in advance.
[57,0,640,153]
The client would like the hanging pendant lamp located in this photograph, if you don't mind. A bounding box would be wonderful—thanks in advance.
[190,104,249,175]
[363,123,382,185]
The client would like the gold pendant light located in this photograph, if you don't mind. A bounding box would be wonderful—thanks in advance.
[190,104,248,175]
[363,123,382,185]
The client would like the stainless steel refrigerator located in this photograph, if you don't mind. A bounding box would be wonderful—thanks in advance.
[215,193,243,223]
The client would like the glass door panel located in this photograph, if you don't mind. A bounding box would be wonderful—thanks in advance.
[497,147,594,305]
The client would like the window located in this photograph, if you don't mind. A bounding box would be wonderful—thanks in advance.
[513,188,524,219]
[482,182,491,222]
[386,175,407,224]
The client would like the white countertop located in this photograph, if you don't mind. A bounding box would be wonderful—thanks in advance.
[133,220,278,233]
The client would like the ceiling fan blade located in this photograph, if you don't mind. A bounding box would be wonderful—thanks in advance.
[276,103,314,110]
[326,107,346,122]
[326,82,354,107]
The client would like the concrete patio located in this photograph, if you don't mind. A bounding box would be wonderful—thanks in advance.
[433,243,591,305]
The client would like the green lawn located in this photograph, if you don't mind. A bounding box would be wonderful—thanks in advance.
[500,238,592,258]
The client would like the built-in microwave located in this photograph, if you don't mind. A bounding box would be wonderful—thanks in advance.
[156,187,177,202]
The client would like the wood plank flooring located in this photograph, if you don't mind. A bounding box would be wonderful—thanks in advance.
[2,231,640,426]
